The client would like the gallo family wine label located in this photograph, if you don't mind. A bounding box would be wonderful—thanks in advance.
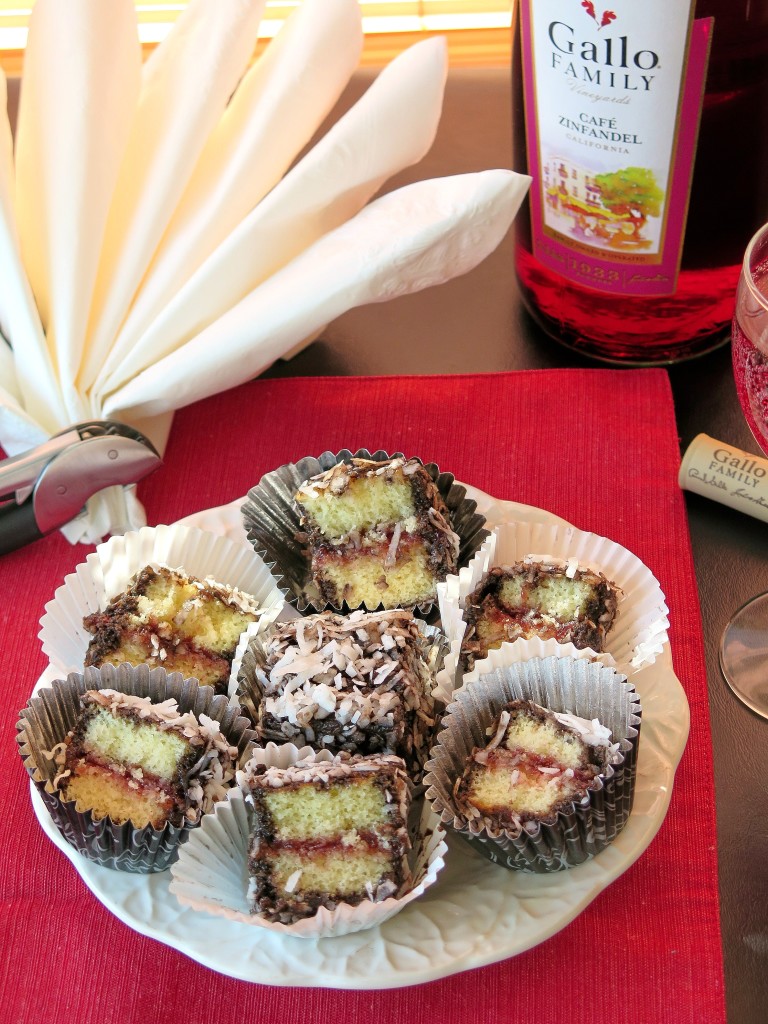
[519,0,712,297]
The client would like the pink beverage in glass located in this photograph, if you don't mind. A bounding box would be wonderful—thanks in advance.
[720,221,768,720]
[732,223,768,455]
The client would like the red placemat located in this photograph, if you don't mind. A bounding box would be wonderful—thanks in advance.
[1,368,724,1024]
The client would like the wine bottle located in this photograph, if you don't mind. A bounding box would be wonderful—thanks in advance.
[512,0,768,365]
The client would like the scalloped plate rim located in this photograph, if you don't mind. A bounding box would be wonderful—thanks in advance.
[27,487,689,989]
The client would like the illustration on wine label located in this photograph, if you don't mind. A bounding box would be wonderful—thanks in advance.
[521,0,712,298]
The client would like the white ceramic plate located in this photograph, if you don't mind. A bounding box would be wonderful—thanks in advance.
[29,488,690,989]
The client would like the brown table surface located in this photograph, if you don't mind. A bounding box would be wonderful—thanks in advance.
[7,65,768,1024]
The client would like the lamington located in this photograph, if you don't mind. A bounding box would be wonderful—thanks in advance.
[51,689,238,829]
[243,752,412,922]
[251,609,437,772]
[454,699,617,832]
[294,456,459,609]
[83,565,262,695]
[461,561,620,668]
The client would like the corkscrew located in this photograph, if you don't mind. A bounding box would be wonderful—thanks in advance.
[0,421,161,554]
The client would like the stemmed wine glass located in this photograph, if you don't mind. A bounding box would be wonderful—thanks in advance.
[720,220,768,717]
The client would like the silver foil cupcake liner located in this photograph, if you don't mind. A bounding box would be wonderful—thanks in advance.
[236,617,450,780]
[423,656,641,872]
[16,664,257,873]
[240,449,489,616]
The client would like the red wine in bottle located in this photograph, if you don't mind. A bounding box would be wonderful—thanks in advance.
[512,0,768,365]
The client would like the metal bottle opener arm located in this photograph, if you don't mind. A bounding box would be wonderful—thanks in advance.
[0,422,162,555]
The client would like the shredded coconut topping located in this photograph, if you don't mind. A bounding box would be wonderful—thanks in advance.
[284,869,303,894]
[426,506,460,557]
[384,522,402,568]
[253,611,436,767]
[296,458,413,498]
[552,708,617,754]
[140,562,263,617]
[489,699,620,759]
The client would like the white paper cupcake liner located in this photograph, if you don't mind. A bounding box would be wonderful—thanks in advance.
[241,448,489,616]
[38,524,287,699]
[15,664,256,873]
[437,521,669,682]
[424,657,641,872]
[169,743,447,937]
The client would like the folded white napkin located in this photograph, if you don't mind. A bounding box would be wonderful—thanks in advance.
[0,0,530,543]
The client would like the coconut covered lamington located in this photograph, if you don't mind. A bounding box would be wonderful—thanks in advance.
[294,457,459,609]
[242,752,412,923]
[454,699,617,834]
[252,609,437,772]
[83,565,262,695]
[49,689,239,829]
[461,561,620,668]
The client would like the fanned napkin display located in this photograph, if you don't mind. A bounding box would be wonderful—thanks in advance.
[0,0,530,543]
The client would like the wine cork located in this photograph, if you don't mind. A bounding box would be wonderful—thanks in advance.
[679,434,768,523]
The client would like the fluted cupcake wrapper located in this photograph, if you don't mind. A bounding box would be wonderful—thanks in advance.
[437,520,670,683]
[169,743,447,937]
[236,618,452,782]
[436,637,616,706]
[16,664,257,873]
[241,448,489,617]
[38,523,287,700]
[423,656,641,872]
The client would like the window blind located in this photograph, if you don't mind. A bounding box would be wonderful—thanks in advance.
[0,1,513,75]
